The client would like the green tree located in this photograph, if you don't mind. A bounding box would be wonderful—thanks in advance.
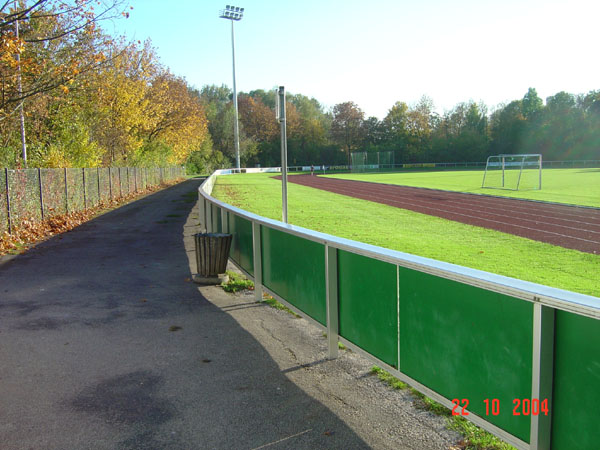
[522,87,543,120]
[382,101,409,162]
[490,100,525,155]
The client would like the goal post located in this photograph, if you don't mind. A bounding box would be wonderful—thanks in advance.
[482,154,542,190]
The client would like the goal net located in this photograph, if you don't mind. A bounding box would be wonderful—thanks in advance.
[482,154,542,190]
[351,151,394,173]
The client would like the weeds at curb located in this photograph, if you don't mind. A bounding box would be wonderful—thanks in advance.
[221,271,301,318]
[221,271,254,293]
[369,366,515,450]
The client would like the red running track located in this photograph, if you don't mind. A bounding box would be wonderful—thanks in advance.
[285,175,600,255]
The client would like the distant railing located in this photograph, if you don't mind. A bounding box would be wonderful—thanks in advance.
[278,160,600,173]
[1,166,185,233]
[199,168,600,450]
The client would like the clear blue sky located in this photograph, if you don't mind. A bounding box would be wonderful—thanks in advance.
[105,0,599,119]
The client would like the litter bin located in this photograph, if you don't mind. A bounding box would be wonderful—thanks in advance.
[193,233,233,285]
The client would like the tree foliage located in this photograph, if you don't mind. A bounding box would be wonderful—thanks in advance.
[0,2,210,170]
[1,4,597,171]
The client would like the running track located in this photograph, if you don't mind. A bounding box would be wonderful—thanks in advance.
[286,175,600,255]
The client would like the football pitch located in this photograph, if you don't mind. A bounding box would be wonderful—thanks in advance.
[323,168,600,208]
[211,172,599,297]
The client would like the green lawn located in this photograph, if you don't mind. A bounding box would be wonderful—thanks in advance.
[323,168,600,207]
[212,173,599,298]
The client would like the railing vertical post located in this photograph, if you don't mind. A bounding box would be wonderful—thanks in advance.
[118,167,123,198]
[397,265,401,371]
[530,303,554,450]
[38,168,44,221]
[5,168,12,234]
[252,221,263,302]
[325,244,339,359]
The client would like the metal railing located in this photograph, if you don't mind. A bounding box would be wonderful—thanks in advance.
[198,168,600,450]
[1,166,185,233]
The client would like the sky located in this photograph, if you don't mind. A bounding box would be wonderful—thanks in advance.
[104,0,600,119]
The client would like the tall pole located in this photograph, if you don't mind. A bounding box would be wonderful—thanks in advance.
[277,86,288,223]
[14,0,27,167]
[220,5,244,171]
[231,20,241,170]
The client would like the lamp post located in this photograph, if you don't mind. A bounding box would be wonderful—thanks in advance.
[276,86,288,223]
[219,5,244,170]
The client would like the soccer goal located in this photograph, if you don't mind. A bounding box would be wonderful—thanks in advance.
[481,154,542,190]
[351,151,395,173]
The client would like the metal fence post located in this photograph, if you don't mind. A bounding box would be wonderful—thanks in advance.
[5,168,12,234]
[325,244,339,359]
[64,167,69,213]
[38,168,44,221]
[530,304,555,450]
[108,167,112,200]
[82,168,87,209]
[252,221,263,302]
[97,167,101,205]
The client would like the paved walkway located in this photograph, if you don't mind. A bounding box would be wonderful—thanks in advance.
[0,179,458,449]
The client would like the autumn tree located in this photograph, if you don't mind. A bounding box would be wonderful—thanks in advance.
[0,0,130,115]
[88,41,156,164]
[331,101,364,165]
[140,72,209,164]
[405,96,435,161]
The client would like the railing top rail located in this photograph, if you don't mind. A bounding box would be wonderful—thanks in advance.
[200,169,600,320]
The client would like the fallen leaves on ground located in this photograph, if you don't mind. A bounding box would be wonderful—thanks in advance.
[0,179,183,257]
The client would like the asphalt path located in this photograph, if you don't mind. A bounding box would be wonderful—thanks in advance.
[0,179,458,449]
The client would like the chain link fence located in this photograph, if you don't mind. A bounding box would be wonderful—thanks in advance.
[1,166,184,234]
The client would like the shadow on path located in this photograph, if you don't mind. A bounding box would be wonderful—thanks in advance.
[0,179,369,449]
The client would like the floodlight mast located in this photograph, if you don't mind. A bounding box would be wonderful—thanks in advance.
[219,5,244,170]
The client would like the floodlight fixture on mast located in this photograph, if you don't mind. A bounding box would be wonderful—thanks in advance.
[219,5,244,170]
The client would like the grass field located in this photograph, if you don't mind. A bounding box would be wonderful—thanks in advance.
[323,168,600,207]
[212,173,599,298]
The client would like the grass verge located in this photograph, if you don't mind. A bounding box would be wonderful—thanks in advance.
[212,173,599,297]
[370,366,515,450]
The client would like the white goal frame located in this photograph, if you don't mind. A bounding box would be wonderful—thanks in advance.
[481,154,542,190]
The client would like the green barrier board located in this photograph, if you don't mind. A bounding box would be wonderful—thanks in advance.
[338,250,398,367]
[211,203,222,233]
[551,311,600,450]
[261,226,326,325]
[228,213,254,276]
[399,267,533,442]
